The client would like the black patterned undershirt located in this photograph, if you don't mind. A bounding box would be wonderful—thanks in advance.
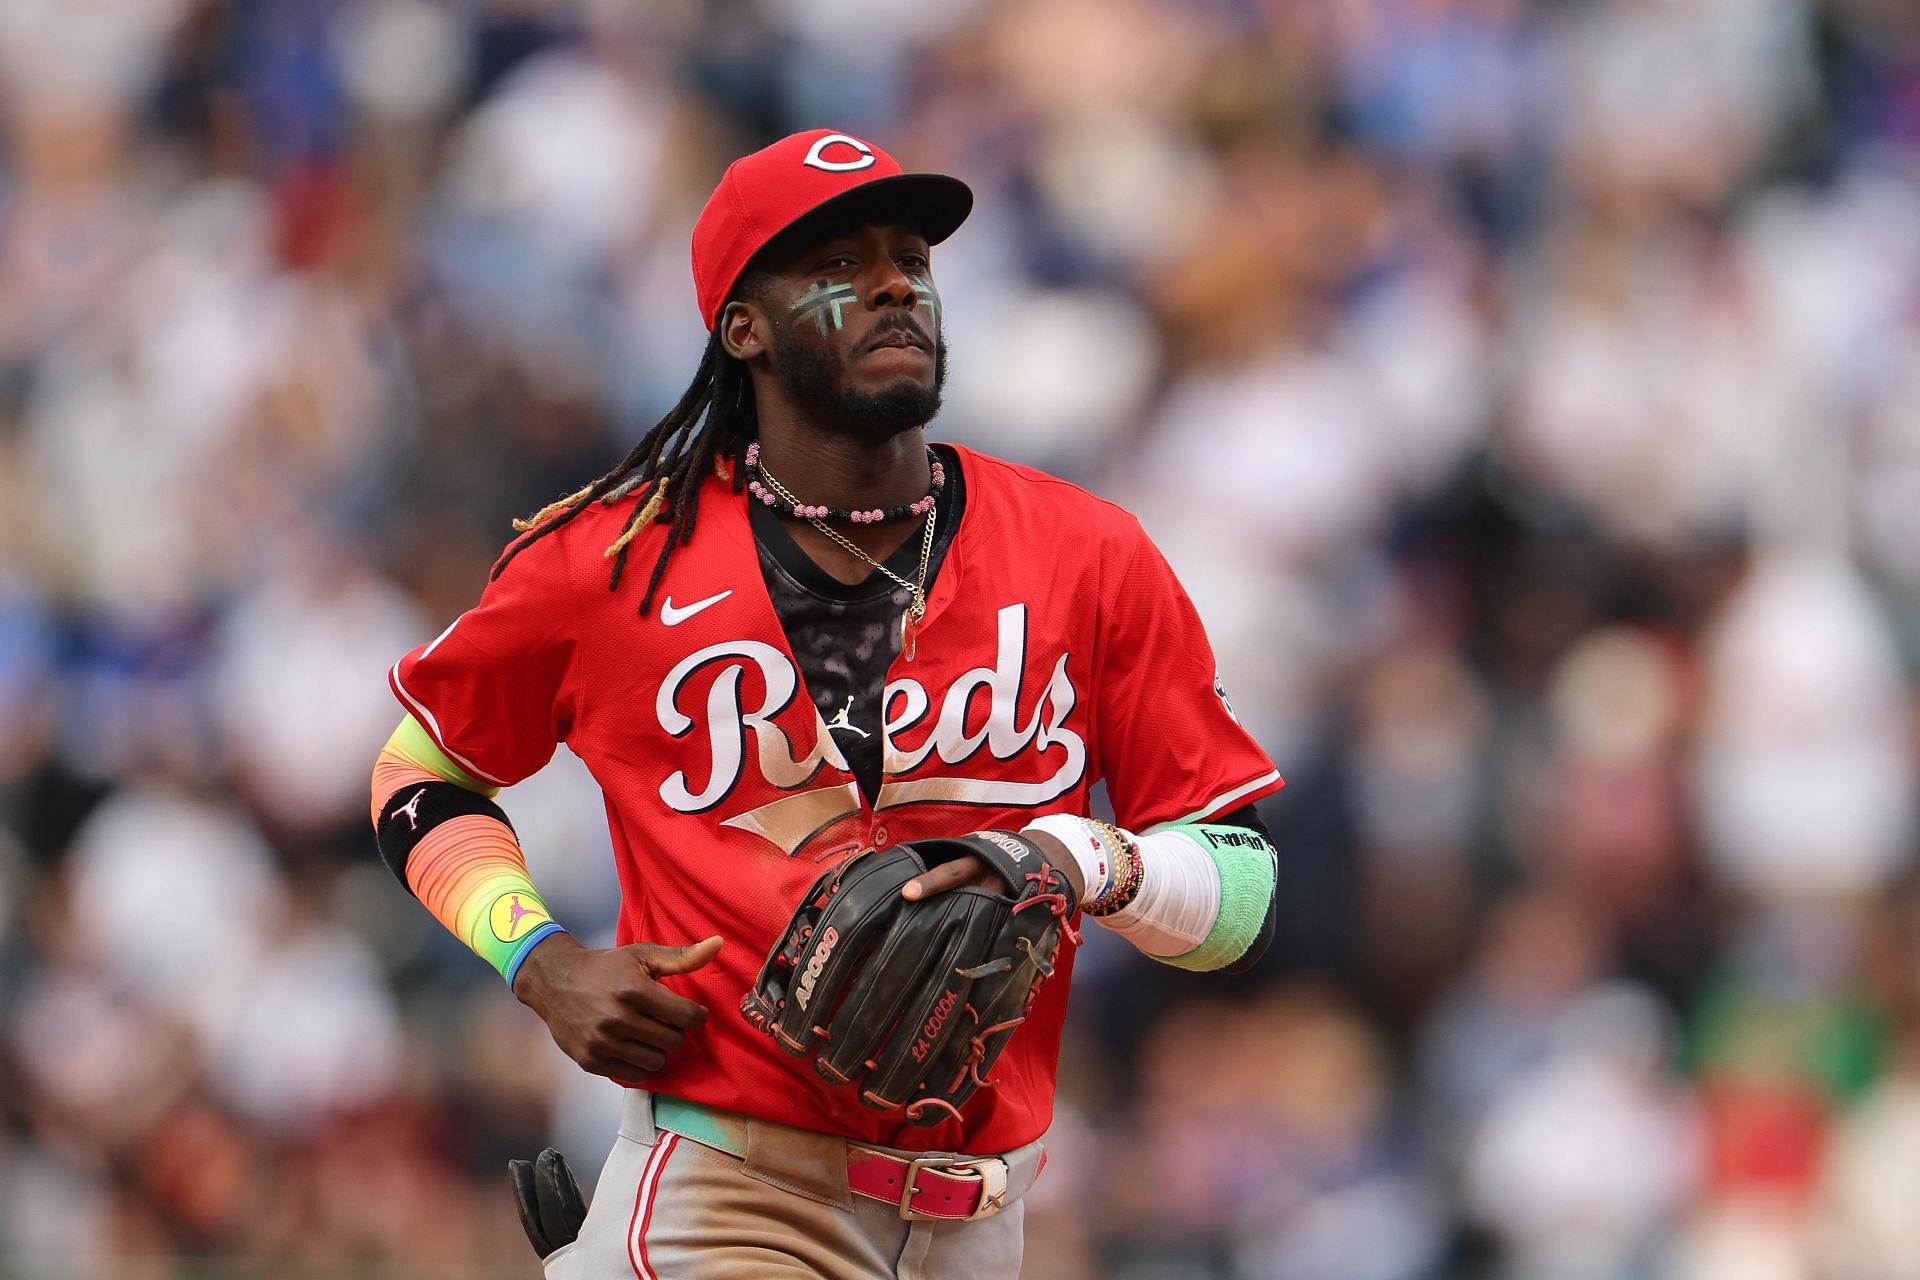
[749,444,965,803]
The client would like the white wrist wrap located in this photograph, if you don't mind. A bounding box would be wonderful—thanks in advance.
[1020,814,1113,900]
[1101,828,1222,957]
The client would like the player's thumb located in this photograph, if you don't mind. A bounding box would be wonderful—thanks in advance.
[628,935,724,977]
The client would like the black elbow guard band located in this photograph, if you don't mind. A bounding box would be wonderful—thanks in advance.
[375,781,516,895]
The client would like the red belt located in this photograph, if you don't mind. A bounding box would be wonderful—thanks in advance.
[649,1093,1016,1221]
[847,1148,1012,1221]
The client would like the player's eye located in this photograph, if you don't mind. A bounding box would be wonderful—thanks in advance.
[899,254,929,273]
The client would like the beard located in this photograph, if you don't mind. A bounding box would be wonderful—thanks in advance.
[768,322,948,447]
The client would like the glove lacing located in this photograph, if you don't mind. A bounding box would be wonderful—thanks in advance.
[901,863,1081,1122]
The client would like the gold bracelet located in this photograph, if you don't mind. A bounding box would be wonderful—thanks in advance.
[1083,822,1144,917]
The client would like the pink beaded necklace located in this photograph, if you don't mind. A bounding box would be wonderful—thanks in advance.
[743,442,944,524]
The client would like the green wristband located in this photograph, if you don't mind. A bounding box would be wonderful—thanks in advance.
[1155,823,1276,972]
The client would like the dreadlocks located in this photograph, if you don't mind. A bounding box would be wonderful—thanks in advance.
[490,326,757,614]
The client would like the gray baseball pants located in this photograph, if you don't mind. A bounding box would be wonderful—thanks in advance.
[541,1091,1042,1279]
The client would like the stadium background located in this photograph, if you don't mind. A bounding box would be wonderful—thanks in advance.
[4,1,1920,1277]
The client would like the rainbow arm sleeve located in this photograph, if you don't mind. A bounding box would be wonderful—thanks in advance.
[378,713,499,797]
[372,715,565,987]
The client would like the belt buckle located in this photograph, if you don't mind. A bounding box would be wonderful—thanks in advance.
[899,1154,1011,1222]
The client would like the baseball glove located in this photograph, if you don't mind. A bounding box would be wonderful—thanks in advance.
[741,832,1078,1125]
[508,1147,586,1260]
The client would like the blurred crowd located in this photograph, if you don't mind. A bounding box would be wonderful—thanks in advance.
[3,0,1920,1277]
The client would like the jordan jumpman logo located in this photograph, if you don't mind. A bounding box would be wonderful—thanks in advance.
[505,894,535,938]
[395,788,428,830]
[825,697,870,740]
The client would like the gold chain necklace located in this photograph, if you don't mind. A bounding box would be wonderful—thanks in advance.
[755,460,938,660]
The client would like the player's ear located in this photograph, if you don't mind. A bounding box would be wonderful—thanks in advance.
[719,299,766,362]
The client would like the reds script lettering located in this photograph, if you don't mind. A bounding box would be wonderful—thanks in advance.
[657,640,852,812]
[878,605,1085,809]
[655,605,1086,844]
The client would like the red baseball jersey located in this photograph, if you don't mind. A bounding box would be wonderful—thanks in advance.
[389,444,1282,1153]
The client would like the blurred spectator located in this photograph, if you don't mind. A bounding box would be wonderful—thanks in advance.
[1463,984,1701,1279]
[1694,553,1915,899]
[1815,1016,1920,1279]
[1418,887,1609,1166]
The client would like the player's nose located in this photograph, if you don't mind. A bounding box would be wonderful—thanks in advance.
[860,255,917,313]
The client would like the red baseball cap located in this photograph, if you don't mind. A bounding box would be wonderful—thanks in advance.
[690,128,973,330]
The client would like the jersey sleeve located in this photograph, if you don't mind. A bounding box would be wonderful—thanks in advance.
[1092,521,1283,831]
[387,537,579,789]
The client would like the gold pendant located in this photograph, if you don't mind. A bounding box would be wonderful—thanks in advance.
[901,594,927,662]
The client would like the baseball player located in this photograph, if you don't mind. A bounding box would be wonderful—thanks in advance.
[370,129,1282,1278]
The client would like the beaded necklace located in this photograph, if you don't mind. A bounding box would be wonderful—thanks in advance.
[747,443,941,659]
[744,442,944,524]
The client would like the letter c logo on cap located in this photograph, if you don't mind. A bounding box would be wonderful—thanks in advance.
[802,134,876,173]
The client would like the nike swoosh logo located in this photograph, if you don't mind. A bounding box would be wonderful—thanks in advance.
[660,589,732,626]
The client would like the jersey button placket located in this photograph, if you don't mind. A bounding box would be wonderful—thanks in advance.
[871,824,890,847]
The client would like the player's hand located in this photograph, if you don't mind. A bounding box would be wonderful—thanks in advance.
[900,853,997,900]
[512,932,722,1080]
[901,832,1085,902]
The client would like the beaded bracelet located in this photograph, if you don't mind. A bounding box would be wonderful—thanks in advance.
[1083,822,1145,917]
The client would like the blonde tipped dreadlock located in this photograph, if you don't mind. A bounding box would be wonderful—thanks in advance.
[512,483,596,533]
[491,325,758,614]
[604,479,669,561]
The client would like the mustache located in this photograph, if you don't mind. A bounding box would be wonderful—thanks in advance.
[863,312,932,351]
